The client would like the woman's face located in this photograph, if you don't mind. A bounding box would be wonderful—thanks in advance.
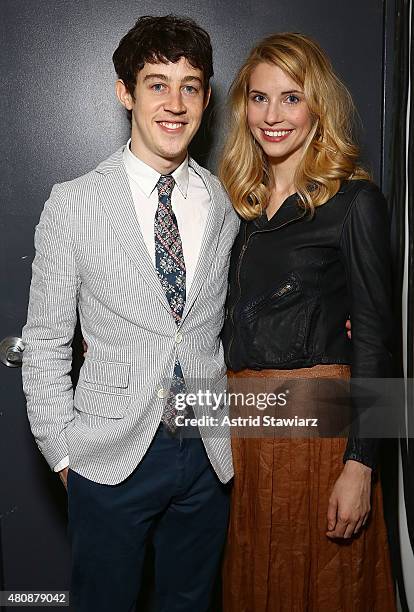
[247,62,313,166]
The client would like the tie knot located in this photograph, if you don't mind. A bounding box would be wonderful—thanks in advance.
[156,175,175,198]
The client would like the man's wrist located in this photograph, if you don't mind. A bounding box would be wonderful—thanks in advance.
[53,455,69,472]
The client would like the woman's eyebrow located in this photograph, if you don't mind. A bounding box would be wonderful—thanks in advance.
[248,88,304,95]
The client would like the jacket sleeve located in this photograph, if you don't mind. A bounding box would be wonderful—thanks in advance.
[22,184,80,470]
[339,182,394,470]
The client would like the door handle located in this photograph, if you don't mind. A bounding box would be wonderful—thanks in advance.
[0,336,25,367]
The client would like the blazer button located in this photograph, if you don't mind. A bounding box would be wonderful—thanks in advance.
[175,332,183,344]
[157,388,166,399]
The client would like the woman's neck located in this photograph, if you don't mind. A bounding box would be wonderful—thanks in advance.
[266,156,298,219]
[268,153,299,195]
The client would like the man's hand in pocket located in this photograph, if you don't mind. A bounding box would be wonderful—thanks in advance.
[59,467,69,490]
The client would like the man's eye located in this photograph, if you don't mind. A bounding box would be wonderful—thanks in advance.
[152,83,166,92]
[183,85,198,94]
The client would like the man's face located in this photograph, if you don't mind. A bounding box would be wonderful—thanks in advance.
[116,57,210,173]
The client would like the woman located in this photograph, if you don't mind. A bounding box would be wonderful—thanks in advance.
[220,33,396,611]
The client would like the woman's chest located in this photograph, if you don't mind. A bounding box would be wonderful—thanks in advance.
[229,214,343,299]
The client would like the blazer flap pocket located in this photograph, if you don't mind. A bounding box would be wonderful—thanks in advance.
[74,385,131,418]
[82,359,130,388]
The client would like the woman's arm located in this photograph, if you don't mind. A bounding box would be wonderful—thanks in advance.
[326,182,393,539]
[339,181,394,470]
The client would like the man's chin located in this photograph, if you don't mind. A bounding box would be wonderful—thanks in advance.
[157,145,189,164]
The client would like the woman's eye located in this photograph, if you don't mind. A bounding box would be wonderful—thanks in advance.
[252,94,267,103]
[285,94,300,104]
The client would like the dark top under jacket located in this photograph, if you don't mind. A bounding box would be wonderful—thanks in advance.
[221,179,394,469]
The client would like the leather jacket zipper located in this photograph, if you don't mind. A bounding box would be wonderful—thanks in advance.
[273,283,293,298]
[243,280,295,321]
[226,210,307,369]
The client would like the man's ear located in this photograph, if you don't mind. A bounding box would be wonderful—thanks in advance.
[203,85,212,111]
[115,79,134,110]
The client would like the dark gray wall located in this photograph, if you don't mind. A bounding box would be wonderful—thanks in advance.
[1,0,384,216]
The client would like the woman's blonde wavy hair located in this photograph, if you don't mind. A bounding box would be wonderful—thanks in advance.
[219,33,371,220]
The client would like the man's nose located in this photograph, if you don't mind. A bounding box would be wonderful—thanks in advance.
[164,89,186,114]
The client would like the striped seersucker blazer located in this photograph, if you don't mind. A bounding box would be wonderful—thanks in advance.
[22,146,240,485]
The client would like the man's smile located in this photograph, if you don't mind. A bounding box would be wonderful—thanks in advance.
[157,120,187,133]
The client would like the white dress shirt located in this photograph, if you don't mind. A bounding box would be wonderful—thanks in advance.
[53,141,211,473]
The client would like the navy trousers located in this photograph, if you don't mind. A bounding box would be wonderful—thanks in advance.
[67,424,231,612]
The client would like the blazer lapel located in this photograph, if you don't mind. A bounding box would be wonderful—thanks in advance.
[181,161,225,323]
[96,155,171,313]
[94,149,226,322]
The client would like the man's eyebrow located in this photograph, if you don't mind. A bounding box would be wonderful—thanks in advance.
[181,76,203,85]
[143,73,170,82]
[143,74,203,85]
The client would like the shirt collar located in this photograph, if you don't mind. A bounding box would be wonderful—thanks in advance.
[123,139,189,198]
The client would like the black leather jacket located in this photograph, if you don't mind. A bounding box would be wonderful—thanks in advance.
[222,180,394,469]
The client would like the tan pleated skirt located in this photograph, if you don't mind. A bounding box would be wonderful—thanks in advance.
[222,365,396,612]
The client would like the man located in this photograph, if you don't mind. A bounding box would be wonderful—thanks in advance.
[22,15,239,612]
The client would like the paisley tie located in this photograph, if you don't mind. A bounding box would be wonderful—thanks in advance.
[154,175,187,432]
